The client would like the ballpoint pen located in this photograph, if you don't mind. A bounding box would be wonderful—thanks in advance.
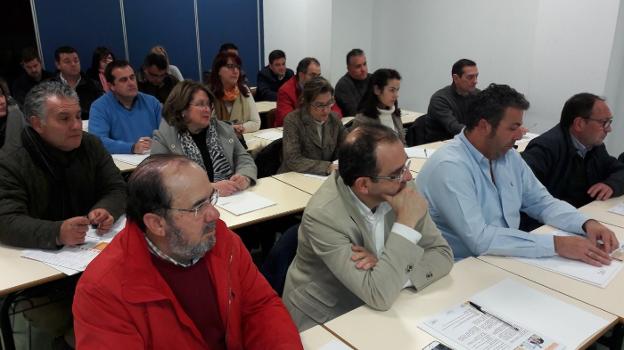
[468,301,519,331]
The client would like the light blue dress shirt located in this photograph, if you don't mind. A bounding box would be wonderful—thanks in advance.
[416,131,589,260]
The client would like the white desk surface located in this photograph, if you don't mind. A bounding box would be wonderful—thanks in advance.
[272,172,328,195]
[243,127,283,155]
[0,244,64,296]
[218,177,311,230]
[323,257,616,350]
[578,195,624,229]
[256,101,277,114]
[479,222,624,320]
[300,325,354,349]
[113,159,138,173]
[406,141,446,173]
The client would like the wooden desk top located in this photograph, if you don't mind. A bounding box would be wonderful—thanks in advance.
[272,172,328,195]
[578,195,624,229]
[113,159,137,173]
[323,258,616,350]
[406,141,446,173]
[400,109,424,125]
[243,128,283,156]
[300,325,354,349]
[218,177,311,230]
[0,244,64,297]
[479,222,624,320]
[255,101,277,114]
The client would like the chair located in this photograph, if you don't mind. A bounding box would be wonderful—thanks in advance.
[254,138,283,178]
[260,223,299,296]
[405,114,428,146]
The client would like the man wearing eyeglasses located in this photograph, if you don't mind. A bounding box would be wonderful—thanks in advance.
[283,124,453,331]
[89,60,162,154]
[74,154,303,349]
[523,93,624,208]
[417,84,618,266]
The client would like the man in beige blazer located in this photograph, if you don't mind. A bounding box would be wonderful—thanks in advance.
[283,124,453,331]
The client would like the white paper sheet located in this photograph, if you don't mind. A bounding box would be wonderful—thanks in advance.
[21,216,127,274]
[420,278,610,350]
[253,129,283,141]
[318,339,351,350]
[405,146,436,159]
[216,191,276,215]
[607,202,624,216]
[303,174,328,180]
[112,154,150,166]
[515,231,624,288]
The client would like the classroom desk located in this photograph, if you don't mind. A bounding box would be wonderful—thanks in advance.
[113,159,138,173]
[406,141,446,173]
[478,222,624,320]
[243,127,283,155]
[218,177,311,230]
[0,244,64,297]
[272,172,328,195]
[578,194,624,229]
[300,325,354,349]
[323,257,617,350]
[256,101,277,114]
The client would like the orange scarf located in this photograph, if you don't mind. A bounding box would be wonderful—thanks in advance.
[222,85,240,102]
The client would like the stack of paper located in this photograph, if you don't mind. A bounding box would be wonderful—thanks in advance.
[405,146,436,159]
[515,231,624,288]
[21,216,127,275]
[253,129,283,141]
[112,154,150,166]
[607,202,624,216]
[216,191,276,215]
[419,278,610,350]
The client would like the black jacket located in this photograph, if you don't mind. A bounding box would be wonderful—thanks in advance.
[256,66,293,102]
[425,84,478,142]
[0,128,127,249]
[522,124,624,208]
[50,73,104,120]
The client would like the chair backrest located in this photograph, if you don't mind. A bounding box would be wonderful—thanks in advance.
[405,114,428,146]
[254,138,283,178]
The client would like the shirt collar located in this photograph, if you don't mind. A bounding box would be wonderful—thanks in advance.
[59,73,81,88]
[144,234,200,268]
[569,132,590,158]
[347,186,391,222]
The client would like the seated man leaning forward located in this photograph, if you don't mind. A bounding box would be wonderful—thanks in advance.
[73,154,302,349]
[0,81,126,249]
[283,124,453,331]
[417,83,619,265]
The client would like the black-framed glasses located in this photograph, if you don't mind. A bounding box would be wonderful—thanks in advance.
[311,99,335,110]
[189,101,213,110]
[165,190,219,217]
[586,117,613,129]
[368,160,411,183]
[225,63,241,70]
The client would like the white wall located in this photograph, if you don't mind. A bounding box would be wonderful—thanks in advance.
[264,0,623,151]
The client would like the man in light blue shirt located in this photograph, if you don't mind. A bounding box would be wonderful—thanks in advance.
[89,60,161,154]
[417,83,618,266]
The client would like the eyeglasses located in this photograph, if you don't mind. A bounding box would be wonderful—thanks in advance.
[225,63,241,70]
[165,190,219,217]
[368,160,411,183]
[189,101,213,110]
[311,99,335,110]
[586,117,613,129]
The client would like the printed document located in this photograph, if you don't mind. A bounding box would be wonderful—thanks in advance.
[217,191,276,215]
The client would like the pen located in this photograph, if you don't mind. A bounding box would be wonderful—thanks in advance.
[424,149,428,158]
[468,301,519,331]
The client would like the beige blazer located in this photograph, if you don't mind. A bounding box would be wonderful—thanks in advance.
[283,173,454,331]
[278,109,346,175]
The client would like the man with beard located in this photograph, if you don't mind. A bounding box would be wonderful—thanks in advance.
[283,124,453,331]
[417,84,619,265]
[73,154,303,349]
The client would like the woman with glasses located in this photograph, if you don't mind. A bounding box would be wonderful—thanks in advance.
[278,76,347,175]
[353,68,405,143]
[86,47,115,92]
[209,52,260,135]
[152,80,257,196]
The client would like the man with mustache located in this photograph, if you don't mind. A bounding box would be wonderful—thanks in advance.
[417,84,619,266]
[523,93,624,208]
[283,124,453,331]
[73,154,303,349]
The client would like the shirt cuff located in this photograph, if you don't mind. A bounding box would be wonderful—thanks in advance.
[392,223,422,244]
[536,233,556,257]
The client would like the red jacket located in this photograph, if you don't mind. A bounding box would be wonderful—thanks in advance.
[274,77,342,127]
[73,219,303,350]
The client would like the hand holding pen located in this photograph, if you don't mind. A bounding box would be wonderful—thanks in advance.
[88,209,114,235]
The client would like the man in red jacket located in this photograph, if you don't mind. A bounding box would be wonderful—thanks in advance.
[73,154,302,349]
[275,57,342,127]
